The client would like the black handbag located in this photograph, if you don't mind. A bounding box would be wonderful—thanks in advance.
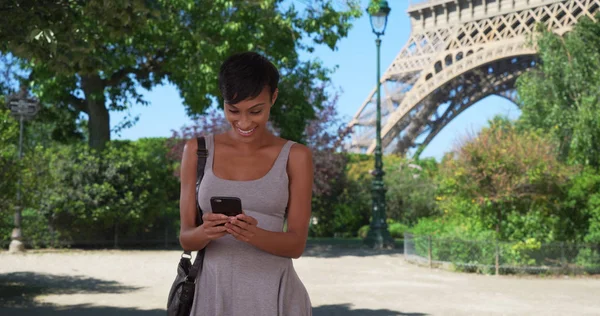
[167,137,208,316]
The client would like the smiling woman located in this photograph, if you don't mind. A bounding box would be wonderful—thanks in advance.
[178,52,314,316]
[219,52,279,140]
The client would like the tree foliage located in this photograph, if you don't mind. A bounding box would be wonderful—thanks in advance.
[438,116,571,241]
[517,15,600,168]
[0,109,19,216]
[37,139,180,247]
[561,168,600,243]
[345,153,439,230]
[0,0,361,149]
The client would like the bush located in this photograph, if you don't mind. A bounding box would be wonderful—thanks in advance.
[25,138,181,248]
[575,246,600,271]
[385,158,440,225]
[408,217,600,273]
[342,154,438,236]
[308,153,371,238]
[20,207,63,249]
[357,225,369,239]
[356,220,409,240]
[504,238,542,267]
[388,220,409,239]
[0,109,19,220]
[562,169,600,244]
[437,116,571,242]
[409,217,498,273]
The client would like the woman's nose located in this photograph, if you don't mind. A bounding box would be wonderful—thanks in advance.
[237,116,252,129]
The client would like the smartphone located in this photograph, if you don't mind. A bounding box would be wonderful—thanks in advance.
[210,196,243,217]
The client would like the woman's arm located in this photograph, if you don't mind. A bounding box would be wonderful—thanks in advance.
[179,138,229,251]
[227,143,313,258]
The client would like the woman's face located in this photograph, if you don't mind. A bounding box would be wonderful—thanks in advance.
[224,86,278,141]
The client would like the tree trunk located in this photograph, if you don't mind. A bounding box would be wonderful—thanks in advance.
[81,74,110,151]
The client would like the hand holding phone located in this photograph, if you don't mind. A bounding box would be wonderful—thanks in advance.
[225,213,259,243]
[200,213,229,240]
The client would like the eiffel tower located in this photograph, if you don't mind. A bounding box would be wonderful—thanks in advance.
[348,0,600,155]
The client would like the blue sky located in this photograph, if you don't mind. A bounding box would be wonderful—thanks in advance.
[110,0,520,160]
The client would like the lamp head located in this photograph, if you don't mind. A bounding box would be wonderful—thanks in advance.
[368,0,391,37]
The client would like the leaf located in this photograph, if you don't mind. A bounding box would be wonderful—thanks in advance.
[0,0,361,149]
[27,29,43,41]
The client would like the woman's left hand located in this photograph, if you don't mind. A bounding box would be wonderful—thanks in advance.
[225,213,259,242]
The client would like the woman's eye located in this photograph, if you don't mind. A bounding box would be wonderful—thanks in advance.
[228,109,239,114]
[250,110,262,115]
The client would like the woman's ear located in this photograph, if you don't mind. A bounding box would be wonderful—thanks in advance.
[271,88,279,105]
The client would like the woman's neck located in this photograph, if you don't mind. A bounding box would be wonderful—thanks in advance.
[224,129,276,153]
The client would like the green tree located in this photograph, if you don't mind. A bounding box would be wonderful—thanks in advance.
[0,0,361,150]
[345,154,439,227]
[0,109,19,218]
[560,168,600,244]
[40,139,180,247]
[385,158,439,226]
[438,117,570,241]
[517,15,600,168]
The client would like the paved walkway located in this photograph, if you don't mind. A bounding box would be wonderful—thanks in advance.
[1,245,599,315]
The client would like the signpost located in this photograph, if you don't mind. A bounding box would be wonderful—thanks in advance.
[6,88,39,253]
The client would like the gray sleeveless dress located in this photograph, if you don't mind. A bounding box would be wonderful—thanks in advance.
[190,134,312,316]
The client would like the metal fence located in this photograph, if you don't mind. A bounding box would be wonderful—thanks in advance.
[404,233,600,275]
[0,227,182,250]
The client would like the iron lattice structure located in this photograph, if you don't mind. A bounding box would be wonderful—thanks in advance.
[348,0,600,155]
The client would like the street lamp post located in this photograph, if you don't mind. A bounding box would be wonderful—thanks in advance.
[6,86,39,253]
[365,1,394,249]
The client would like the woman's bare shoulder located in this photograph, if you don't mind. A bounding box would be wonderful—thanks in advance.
[288,141,312,173]
[289,142,311,157]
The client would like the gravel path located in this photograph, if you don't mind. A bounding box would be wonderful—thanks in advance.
[1,246,599,315]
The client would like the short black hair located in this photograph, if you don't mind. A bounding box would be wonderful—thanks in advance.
[218,52,280,105]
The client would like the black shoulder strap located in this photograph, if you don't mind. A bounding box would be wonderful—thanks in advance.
[183,137,208,268]
[195,137,208,226]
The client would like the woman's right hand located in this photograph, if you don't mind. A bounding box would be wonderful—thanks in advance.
[200,213,230,240]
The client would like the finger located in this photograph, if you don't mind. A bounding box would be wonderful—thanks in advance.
[225,223,254,240]
[214,231,228,239]
[225,222,243,234]
[227,227,241,240]
[205,219,229,227]
[236,214,258,226]
[205,225,228,236]
[207,230,228,239]
[203,213,228,221]
[226,225,249,242]
[230,218,249,230]
[225,223,249,239]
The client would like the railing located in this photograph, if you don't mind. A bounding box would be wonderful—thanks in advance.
[404,233,600,275]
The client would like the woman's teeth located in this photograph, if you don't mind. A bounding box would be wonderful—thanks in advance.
[237,127,255,135]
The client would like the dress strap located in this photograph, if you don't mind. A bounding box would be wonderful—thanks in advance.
[273,140,295,172]
[206,133,215,174]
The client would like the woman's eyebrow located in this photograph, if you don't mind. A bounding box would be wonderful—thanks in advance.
[228,103,265,109]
